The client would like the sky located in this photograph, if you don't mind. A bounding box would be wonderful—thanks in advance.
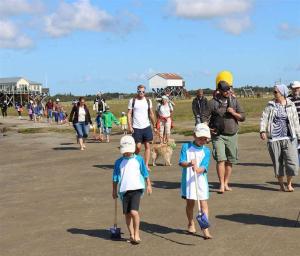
[0,0,299,95]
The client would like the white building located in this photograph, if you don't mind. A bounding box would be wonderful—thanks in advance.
[148,73,185,98]
[149,73,183,89]
[0,77,42,94]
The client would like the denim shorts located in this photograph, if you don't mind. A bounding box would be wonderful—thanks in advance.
[74,122,89,138]
[132,126,153,143]
[104,127,112,135]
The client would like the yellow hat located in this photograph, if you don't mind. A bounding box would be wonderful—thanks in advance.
[216,70,233,88]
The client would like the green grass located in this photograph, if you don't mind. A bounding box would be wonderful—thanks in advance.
[18,127,73,134]
[8,96,271,135]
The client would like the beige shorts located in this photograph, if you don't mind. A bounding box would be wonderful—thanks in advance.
[159,118,171,137]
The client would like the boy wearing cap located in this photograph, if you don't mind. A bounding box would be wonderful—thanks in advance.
[119,112,128,134]
[112,135,152,244]
[102,106,120,143]
[202,78,245,194]
[179,124,212,239]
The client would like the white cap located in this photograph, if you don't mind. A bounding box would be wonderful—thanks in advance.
[30,100,33,103]
[56,98,60,102]
[162,95,168,100]
[291,81,300,89]
[121,111,125,114]
[194,123,211,139]
[120,135,136,154]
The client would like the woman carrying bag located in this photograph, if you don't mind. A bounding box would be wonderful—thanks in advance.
[69,97,93,151]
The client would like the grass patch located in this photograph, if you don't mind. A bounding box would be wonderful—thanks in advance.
[18,127,73,134]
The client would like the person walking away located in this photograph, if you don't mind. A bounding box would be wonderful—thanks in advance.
[192,89,208,125]
[202,73,245,193]
[102,106,120,143]
[27,100,33,121]
[16,102,23,120]
[127,84,157,171]
[112,135,152,244]
[156,95,173,143]
[45,99,54,123]
[260,84,300,192]
[1,101,8,118]
[119,112,128,135]
[179,124,212,239]
[95,111,104,141]
[69,97,93,150]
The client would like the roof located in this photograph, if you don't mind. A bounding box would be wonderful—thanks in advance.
[149,73,183,80]
[0,77,23,83]
[0,77,41,85]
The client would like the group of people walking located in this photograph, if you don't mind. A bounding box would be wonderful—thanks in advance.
[111,71,300,244]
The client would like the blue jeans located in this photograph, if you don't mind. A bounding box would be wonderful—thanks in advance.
[74,122,89,138]
[47,109,53,119]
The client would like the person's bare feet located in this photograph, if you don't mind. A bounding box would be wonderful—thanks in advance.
[203,229,213,239]
[187,223,196,233]
[279,183,286,192]
[286,185,294,192]
[218,185,225,194]
[224,185,232,191]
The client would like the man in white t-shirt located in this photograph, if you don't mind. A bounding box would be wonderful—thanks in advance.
[127,84,157,170]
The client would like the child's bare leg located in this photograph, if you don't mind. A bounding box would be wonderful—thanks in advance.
[125,213,134,239]
[130,210,140,241]
[200,200,212,239]
[186,199,196,233]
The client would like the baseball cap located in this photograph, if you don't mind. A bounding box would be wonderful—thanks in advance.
[218,81,231,92]
[120,135,136,154]
[194,123,211,139]
[162,95,168,100]
[291,81,300,89]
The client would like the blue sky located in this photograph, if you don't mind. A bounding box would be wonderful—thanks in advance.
[0,0,299,95]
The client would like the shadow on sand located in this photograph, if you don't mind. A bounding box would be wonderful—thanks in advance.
[216,213,300,228]
[209,182,278,192]
[93,164,114,170]
[266,181,300,188]
[140,221,206,245]
[236,162,273,167]
[67,228,127,242]
[53,147,78,150]
[151,180,180,190]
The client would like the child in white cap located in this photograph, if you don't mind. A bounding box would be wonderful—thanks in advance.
[179,123,212,239]
[112,135,152,244]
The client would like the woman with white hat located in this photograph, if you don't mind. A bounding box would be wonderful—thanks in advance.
[260,84,300,192]
[156,95,174,143]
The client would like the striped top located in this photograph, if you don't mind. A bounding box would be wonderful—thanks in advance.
[271,103,291,140]
[288,95,300,122]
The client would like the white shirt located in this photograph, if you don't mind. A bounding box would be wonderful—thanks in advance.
[78,106,86,122]
[157,103,173,118]
[128,97,152,129]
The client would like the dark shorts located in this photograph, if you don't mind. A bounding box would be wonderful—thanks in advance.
[132,126,153,143]
[122,189,143,214]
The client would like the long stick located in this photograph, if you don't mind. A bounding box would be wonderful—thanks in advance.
[193,154,201,214]
[114,198,117,227]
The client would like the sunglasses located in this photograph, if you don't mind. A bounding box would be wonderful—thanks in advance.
[137,90,145,94]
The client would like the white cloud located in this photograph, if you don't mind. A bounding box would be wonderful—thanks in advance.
[171,0,252,19]
[218,16,251,35]
[169,0,253,35]
[278,23,300,40]
[0,19,33,49]
[44,0,115,37]
[0,0,44,17]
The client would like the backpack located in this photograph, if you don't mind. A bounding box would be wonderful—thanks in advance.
[131,97,151,119]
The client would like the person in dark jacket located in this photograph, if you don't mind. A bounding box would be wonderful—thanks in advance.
[69,97,93,150]
[1,100,8,118]
[192,89,208,125]
[202,80,245,193]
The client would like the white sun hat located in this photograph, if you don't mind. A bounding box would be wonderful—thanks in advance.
[56,98,60,102]
[120,135,136,154]
[291,81,300,89]
[194,123,211,139]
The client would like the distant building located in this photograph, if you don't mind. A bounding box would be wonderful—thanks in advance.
[149,73,186,99]
[0,77,43,94]
[0,77,49,106]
